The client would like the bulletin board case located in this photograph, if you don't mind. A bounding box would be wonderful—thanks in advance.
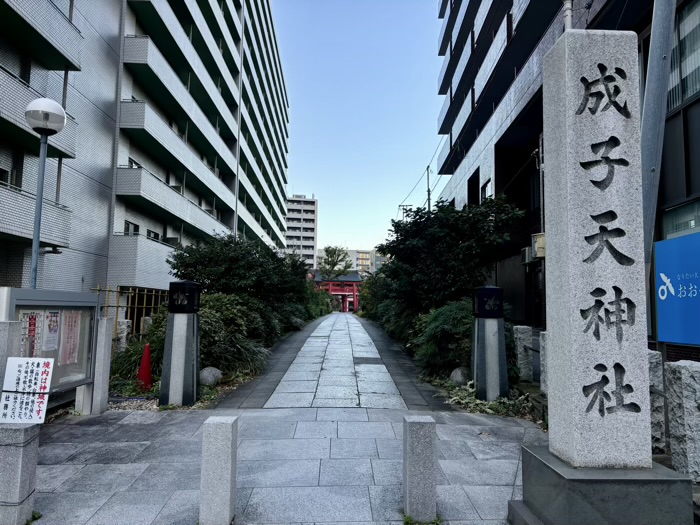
[0,287,99,395]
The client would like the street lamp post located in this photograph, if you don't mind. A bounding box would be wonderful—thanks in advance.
[25,98,66,289]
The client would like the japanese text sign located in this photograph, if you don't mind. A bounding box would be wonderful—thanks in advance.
[1,357,54,423]
[655,232,700,345]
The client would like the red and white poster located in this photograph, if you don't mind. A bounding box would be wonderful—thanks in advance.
[59,310,81,366]
[19,310,44,357]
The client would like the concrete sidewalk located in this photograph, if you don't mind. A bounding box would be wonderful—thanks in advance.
[33,314,546,524]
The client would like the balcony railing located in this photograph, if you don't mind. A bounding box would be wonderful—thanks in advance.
[0,66,77,158]
[119,100,237,208]
[123,35,240,171]
[115,166,231,238]
[0,181,71,247]
[1,0,83,71]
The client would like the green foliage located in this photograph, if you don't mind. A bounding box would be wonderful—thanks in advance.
[306,282,334,319]
[26,510,42,525]
[168,234,311,311]
[410,300,473,376]
[361,197,524,380]
[109,236,336,386]
[377,197,524,316]
[431,378,534,419]
[111,294,268,381]
[403,513,443,525]
[109,378,160,399]
[111,306,168,381]
[319,245,353,281]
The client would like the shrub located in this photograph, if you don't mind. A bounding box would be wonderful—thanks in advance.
[199,306,269,374]
[111,307,167,380]
[306,283,333,319]
[111,293,270,380]
[410,300,473,376]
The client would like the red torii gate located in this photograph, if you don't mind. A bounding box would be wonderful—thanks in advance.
[314,271,363,313]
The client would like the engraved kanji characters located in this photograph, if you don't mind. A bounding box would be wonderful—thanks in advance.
[576,63,631,118]
[579,136,629,191]
[605,286,636,344]
[583,211,634,266]
[581,288,606,340]
[583,363,641,416]
[581,286,636,343]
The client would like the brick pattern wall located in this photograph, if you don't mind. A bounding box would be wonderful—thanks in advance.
[0,0,120,292]
[6,0,83,68]
[107,234,173,290]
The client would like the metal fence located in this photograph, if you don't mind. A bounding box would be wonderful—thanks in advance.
[93,285,169,350]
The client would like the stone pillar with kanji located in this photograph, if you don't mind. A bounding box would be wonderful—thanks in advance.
[543,29,651,468]
[508,29,692,525]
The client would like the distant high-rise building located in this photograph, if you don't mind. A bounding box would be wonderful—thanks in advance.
[317,248,383,274]
[0,0,289,293]
[285,194,318,267]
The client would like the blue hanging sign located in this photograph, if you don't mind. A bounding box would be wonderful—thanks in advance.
[655,232,700,345]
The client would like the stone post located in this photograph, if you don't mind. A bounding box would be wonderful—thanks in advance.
[543,30,651,469]
[200,416,238,525]
[514,325,534,382]
[472,286,508,401]
[160,313,199,406]
[116,320,132,352]
[648,350,666,453]
[160,281,200,407]
[75,318,113,415]
[0,424,40,525]
[666,360,700,481]
[539,331,548,395]
[403,415,436,523]
[0,322,21,382]
[509,29,692,525]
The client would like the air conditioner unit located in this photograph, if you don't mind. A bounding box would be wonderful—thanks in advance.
[170,185,182,194]
[164,236,180,245]
[204,208,214,215]
[521,246,533,265]
[532,233,546,259]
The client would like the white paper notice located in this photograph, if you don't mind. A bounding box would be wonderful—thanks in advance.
[0,357,54,424]
[0,392,49,423]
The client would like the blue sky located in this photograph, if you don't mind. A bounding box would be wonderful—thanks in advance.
[271,0,447,250]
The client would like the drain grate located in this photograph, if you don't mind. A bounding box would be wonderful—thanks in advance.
[353,357,384,365]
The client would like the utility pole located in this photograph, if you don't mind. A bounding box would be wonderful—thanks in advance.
[398,204,412,221]
[426,165,431,212]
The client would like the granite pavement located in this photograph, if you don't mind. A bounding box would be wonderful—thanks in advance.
[34,313,545,524]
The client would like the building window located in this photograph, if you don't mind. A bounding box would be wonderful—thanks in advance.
[18,55,30,83]
[468,168,480,205]
[480,179,491,203]
[669,0,700,111]
[124,221,139,235]
[147,229,160,241]
[663,200,700,239]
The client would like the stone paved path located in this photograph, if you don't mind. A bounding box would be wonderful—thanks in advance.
[33,313,547,525]
[264,314,407,409]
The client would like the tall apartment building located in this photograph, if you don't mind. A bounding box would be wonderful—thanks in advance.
[285,194,317,267]
[436,0,696,356]
[0,0,289,297]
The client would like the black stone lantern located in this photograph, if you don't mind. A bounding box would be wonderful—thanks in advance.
[168,280,201,313]
[474,286,503,319]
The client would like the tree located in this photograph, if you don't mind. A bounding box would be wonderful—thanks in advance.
[167,234,307,308]
[319,245,353,281]
[376,196,524,316]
